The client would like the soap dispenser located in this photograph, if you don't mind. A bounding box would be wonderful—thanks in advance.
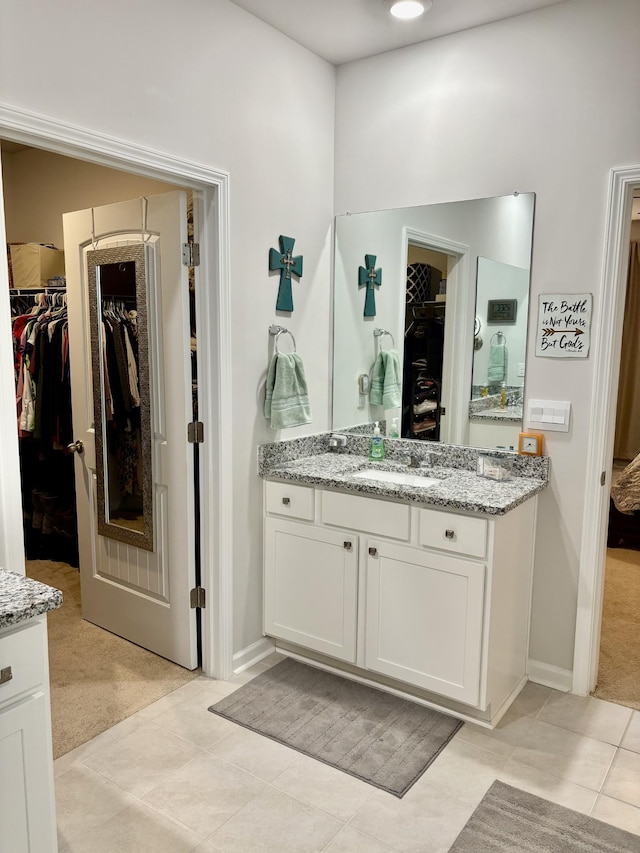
[388,417,400,438]
[500,382,506,410]
[369,422,385,460]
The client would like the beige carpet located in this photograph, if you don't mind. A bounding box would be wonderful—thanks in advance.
[592,547,640,710]
[27,560,200,758]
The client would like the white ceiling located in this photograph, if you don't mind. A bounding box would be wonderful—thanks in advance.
[227,0,567,65]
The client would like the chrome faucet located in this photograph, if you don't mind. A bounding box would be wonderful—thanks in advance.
[328,433,347,451]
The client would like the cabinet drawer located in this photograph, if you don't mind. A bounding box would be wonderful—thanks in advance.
[321,491,410,541]
[418,508,487,558]
[0,619,46,709]
[265,481,315,521]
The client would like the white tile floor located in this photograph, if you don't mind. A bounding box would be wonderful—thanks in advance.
[54,655,640,852]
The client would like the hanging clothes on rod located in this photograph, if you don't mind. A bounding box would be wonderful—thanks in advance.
[100,298,142,500]
[11,289,72,446]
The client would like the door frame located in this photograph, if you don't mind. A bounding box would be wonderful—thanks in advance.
[0,102,233,679]
[401,228,471,445]
[573,165,640,695]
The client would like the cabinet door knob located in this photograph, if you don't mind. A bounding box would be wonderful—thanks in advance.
[445,529,455,540]
[282,497,291,506]
[0,666,13,686]
[343,541,352,551]
[368,547,378,557]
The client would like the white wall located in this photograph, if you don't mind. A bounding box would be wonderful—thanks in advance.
[335,0,640,673]
[0,0,335,656]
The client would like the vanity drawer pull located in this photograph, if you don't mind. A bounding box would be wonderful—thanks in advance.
[343,541,352,551]
[368,547,378,557]
[282,497,291,506]
[0,666,13,686]
[445,529,456,540]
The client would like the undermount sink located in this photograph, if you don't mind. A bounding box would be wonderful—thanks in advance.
[353,469,441,489]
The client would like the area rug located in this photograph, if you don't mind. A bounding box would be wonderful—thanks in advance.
[449,780,639,851]
[208,657,462,797]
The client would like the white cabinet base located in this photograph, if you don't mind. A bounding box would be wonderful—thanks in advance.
[264,480,538,729]
[0,616,57,853]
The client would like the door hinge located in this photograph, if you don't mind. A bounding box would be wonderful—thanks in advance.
[182,242,200,267]
[440,406,446,416]
[600,471,606,486]
[188,421,204,443]
[190,586,206,609]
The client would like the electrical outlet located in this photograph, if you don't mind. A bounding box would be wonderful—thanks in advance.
[517,363,525,377]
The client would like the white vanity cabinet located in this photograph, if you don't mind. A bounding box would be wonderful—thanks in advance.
[0,614,57,853]
[263,479,537,726]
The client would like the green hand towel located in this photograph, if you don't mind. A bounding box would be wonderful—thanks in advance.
[369,349,401,409]
[487,343,507,383]
[264,352,312,429]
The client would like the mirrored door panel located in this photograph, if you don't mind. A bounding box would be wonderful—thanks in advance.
[88,244,154,551]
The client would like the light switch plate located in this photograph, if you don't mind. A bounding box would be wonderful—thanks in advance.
[526,399,571,432]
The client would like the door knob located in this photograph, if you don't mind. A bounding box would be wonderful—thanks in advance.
[67,440,84,454]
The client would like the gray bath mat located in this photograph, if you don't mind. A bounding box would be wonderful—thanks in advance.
[449,780,639,851]
[208,657,461,797]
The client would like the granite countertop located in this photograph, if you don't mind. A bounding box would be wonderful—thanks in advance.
[0,570,63,630]
[261,452,546,516]
[469,405,522,423]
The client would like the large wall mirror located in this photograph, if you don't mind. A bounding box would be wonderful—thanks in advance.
[88,245,154,551]
[332,192,535,450]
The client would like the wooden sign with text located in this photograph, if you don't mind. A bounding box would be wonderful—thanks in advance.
[535,294,592,358]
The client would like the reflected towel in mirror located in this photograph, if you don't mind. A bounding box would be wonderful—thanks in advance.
[487,342,507,383]
[264,352,312,429]
[370,349,402,409]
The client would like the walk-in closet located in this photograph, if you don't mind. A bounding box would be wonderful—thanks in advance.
[2,141,200,757]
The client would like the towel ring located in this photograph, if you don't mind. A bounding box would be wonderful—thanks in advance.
[269,324,297,353]
[490,331,506,345]
[374,328,395,349]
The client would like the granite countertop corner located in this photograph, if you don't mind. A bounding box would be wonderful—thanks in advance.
[0,570,63,629]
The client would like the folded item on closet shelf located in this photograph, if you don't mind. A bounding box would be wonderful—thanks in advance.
[413,399,438,415]
[369,349,401,409]
[412,417,437,433]
[487,342,507,383]
[264,352,312,429]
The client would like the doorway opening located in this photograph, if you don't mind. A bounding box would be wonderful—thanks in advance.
[574,166,640,699]
[2,140,203,756]
[592,190,640,710]
[402,244,449,441]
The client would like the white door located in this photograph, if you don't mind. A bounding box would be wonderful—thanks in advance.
[63,192,198,669]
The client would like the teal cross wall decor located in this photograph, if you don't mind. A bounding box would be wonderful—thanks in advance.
[269,235,303,312]
[358,254,382,317]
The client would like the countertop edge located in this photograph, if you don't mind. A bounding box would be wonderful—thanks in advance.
[261,466,547,517]
[0,570,63,631]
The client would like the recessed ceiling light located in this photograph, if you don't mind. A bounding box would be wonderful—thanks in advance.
[389,0,431,20]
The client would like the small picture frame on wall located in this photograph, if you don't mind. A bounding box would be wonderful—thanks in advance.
[487,298,517,324]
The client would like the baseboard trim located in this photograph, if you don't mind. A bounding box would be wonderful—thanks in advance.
[233,637,275,674]
[527,659,573,692]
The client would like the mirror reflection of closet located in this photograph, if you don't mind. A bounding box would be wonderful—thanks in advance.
[88,245,154,551]
[402,245,449,440]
